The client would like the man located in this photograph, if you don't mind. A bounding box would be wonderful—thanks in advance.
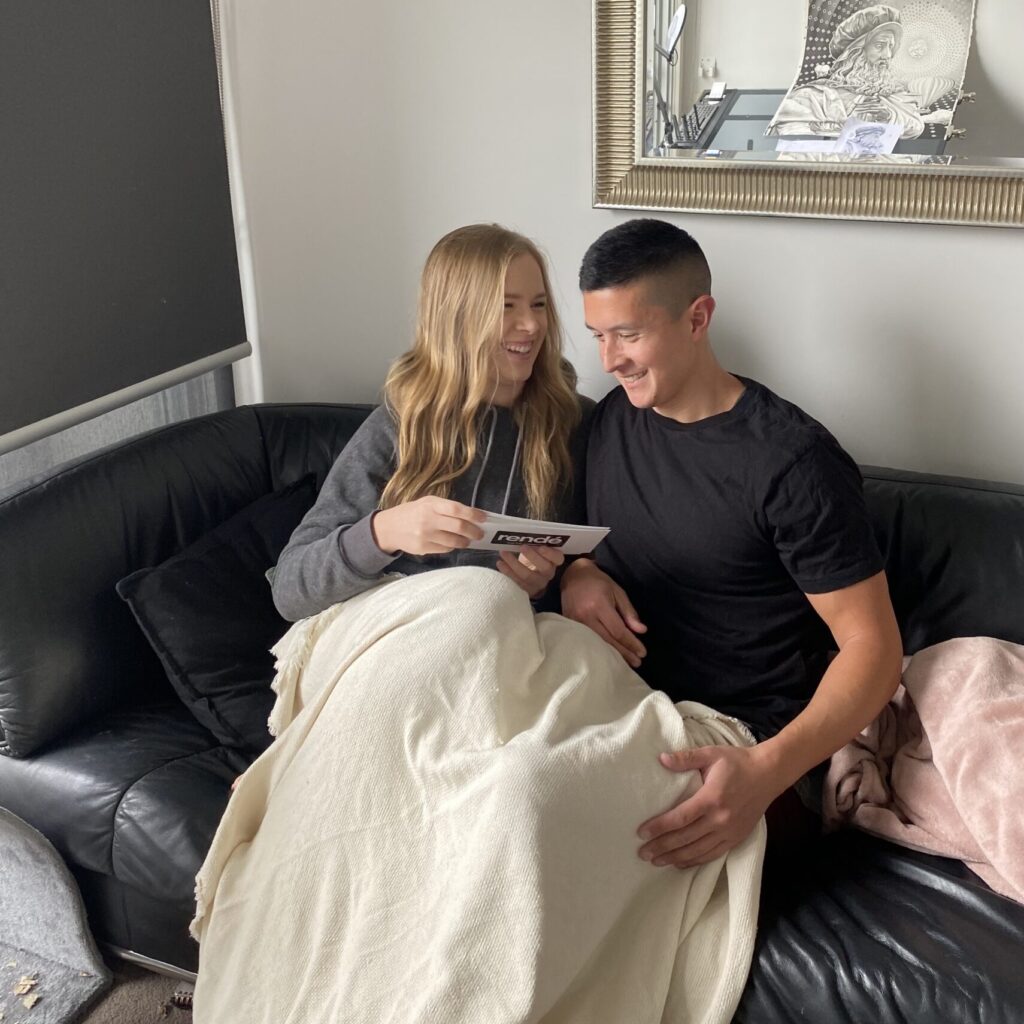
[562,218,903,868]
[768,4,953,140]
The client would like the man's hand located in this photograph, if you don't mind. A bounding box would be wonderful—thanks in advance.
[636,571,902,870]
[637,744,777,868]
[372,497,486,556]
[496,545,564,599]
[560,558,647,668]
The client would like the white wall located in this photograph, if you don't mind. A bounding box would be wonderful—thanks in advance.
[684,0,804,91]
[953,0,1024,155]
[225,0,1024,485]
[669,0,806,117]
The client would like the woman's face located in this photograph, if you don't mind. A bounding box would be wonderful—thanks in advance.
[492,253,547,406]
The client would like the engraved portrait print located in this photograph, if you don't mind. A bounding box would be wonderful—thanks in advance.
[767,0,977,139]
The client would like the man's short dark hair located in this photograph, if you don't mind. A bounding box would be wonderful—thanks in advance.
[579,219,711,315]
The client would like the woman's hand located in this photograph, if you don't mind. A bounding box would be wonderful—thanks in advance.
[497,545,564,599]
[372,497,486,556]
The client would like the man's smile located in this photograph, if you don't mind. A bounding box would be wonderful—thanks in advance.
[620,370,648,384]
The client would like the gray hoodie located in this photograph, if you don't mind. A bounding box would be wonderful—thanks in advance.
[271,400,592,621]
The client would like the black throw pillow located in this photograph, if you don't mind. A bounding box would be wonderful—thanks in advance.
[116,475,316,761]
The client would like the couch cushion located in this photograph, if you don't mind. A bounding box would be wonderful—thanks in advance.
[737,830,1024,1024]
[863,468,1024,654]
[253,403,374,493]
[74,867,202,972]
[0,408,272,758]
[116,476,317,756]
[112,747,235,900]
[0,701,224,880]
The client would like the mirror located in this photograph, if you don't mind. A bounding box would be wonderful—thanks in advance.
[593,0,1024,226]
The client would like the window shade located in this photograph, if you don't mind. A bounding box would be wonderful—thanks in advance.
[0,0,250,455]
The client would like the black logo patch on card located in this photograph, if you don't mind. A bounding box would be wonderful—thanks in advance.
[491,531,569,547]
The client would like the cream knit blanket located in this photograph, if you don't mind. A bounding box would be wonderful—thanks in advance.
[191,567,765,1024]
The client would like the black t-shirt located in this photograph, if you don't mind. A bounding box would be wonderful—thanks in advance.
[586,377,884,737]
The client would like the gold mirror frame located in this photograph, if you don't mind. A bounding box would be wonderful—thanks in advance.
[593,0,1024,227]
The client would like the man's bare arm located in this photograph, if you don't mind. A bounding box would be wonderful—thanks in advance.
[636,571,903,868]
[758,570,903,790]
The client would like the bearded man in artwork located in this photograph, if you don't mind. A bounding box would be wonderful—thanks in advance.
[770,4,954,140]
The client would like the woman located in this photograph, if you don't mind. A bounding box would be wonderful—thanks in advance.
[271,223,590,621]
[197,234,762,1024]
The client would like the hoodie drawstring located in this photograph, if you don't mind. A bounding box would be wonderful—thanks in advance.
[469,408,498,511]
[468,407,521,515]
[501,427,521,516]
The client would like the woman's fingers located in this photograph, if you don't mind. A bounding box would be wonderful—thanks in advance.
[497,546,559,598]
[411,503,486,551]
[516,545,563,576]
[431,498,486,530]
[498,550,540,584]
[433,516,485,546]
[381,498,487,555]
[433,506,485,542]
[517,552,539,572]
[497,557,545,598]
[421,527,484,553]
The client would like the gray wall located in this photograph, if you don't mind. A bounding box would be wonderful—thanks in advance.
[226,0,1024,484]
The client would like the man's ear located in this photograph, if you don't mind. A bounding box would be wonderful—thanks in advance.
[688,294,716,339]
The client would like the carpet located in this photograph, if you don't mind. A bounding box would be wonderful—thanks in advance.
[77,961,192,1024]
[0,807,112,1023]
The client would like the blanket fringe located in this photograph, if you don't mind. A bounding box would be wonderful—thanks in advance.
[267,604,347,737]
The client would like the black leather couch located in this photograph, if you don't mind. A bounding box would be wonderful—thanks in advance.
[1,403,1022,1021]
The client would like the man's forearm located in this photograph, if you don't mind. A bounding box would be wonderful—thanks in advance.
[754,632,903,796]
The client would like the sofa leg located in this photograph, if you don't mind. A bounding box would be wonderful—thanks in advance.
[101,943,197,984]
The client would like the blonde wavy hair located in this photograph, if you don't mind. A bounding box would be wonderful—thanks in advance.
[379,224,580,519]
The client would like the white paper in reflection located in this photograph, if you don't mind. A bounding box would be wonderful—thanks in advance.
[775,139,841,153]
[836,117,902,155]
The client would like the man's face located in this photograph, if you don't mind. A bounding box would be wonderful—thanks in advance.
[583,281,700,419]
[864,29,898,68]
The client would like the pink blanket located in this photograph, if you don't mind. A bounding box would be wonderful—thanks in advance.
[824,636,1024,903]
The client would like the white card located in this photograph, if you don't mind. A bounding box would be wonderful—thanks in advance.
[466,512,609,556]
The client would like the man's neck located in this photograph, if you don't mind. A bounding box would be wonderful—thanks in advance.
[654,362,745,425]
